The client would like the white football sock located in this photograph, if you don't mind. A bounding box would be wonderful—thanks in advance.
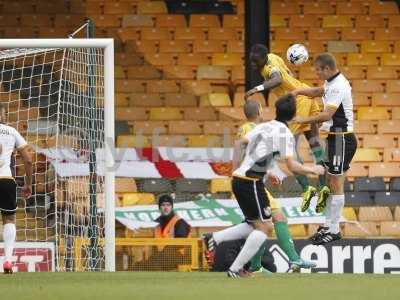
[329,194,345,234]
[3,223,16,262]
[213,222,253,245]
[324,195,332,229]
[229,230,267,272]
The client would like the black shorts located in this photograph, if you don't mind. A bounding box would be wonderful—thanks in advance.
[0,178,17,215]
[325,133,357,175]
[232,176,272,222]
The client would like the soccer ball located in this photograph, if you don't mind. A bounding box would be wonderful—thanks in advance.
[286,44,309,65]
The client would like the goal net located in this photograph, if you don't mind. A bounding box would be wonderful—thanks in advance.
[0,40,114,272]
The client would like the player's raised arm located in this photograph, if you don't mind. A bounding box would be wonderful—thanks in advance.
[291,87,324,98]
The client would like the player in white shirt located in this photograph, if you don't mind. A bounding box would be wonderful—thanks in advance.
[204,95,324,278]
[292,53,357,245]
[0,103,32,274]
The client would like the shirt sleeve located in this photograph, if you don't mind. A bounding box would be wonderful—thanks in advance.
[278,129,295,159]
[12,128,28,149]
[324,85,343,108]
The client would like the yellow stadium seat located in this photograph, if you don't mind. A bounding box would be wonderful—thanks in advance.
[190,15,220,27]
[378,120,400,134]
[178,53,209,66]
[203,121,236,135]
[163,66,196,80]
[369,1,399,15]
[181,81,213,96]
[322,15,352,28]
[130,93,163,107]
[353,148,381,162]
[200,93,231,107]
[153,135,187,147]
[212,53,242,66]
[159,40,190,53]
[363,134,396,148]
[149,107,182,121]
[116,94,130,107]
[361,41,391,53]
[342,207,357,221]
[384,148,400,162]
[393,107,400,120]
[223,15,244,28]
[356,15,385,28]
[353,81,384,94]
[121,193,155,206]
[227,40,244,53]
[273,28,306,40]
[164,94,197,107]
[140,28,169,40]
[197,65,230,80]
[270,15,287,27]
[115,66,126,79]
[387,81,400,93]
[298,66,317,80]
[208,28,238,40]
[388,15,400,28]
[382,54,400,66]
[380,221,400,237]
[369,163,400,178]
[347,54,379,66]
[116,178,137,193]
[341,28,370,41]
[327,41,358,54]
[218,107,246,121]
[117,135,150,148]
[289,225,307,237]
[337,2,367,15]
[126,40,158,55]
[271,1,300,14]
[232,66,245,83]
[137,1,167,14]
[210,178,232,193]
[359,207,393,222]
[270,40,292,54]
[187,135,222,147]
[347,163,369,178]
[156,15,186,27]
[133,121,167,135]
[127,65,161,80]
[115,53,142,66]
[303,2,334,14]
[169,121,202,135]
[122,15,153,27]
[367,66,397,80]
[353,93,372,106]
[147,80,179,93]
[289,15,319,28]
[91,15,120,27]
[353,120,376,134]
[116,80,145,93]
[193,40,225,53]
[371,93,400,106]
[174,27,206,40]
[341,66,365,80]
[143,53,175,66]
[116,107,148,121]
[343,222,379,237]
[374,28,400,41]
[183,107,218,121]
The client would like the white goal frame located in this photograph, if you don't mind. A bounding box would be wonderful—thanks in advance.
[0,39,115,272]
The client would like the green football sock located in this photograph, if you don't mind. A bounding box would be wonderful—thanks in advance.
[274,221,300,262]
[249,243,265,271]
[296,174,310,192]
[311,146,327,188]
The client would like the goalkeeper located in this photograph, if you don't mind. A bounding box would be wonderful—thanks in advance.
[245,44,329,213]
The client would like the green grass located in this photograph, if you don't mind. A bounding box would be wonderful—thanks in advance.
[0,272,399,300]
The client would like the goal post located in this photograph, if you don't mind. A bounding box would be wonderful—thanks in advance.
[0,39,115,272]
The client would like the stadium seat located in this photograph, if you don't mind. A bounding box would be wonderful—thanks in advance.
[322,15,352,28]
[122,15,153,27]
[270,15,287,27]
[163,66,196,80]
[361,41,392,53]
[378,120,400,134]
[341,66,365,80]
[380,221,400,237]
[227,40,244,53]
[200,93,231,107]
[270,40,292,54]
[303,2,334,14]
[347,54,379,67]
[140,179,173,194]
[208,28,240,40]
[116,178,137,193]
[127,66,161,80]
[386,80,400,93]
[223,15,244,28]
[115,53,142,66]
[354,177,385,192]
[164,94,197,107]
[388,15,400,28]
[395,207,400,221]
[121,193,155,206]
[369,1,399,15]
[353,120,376,134]
[392,107,400,120]
[197,66,230,80]
[133,121,167,135]
[363,134,396,148]
[341,28,370,41]
[147,80,179,93]
[156,15,186,27]
[169,121,202,135]
[369,163,400,178]
[374,28,400,41]
[36,1,68,13]
[137,1,167,14]
[371,93,400,106]
[233,92,266,107]
[218,107,246,121]
[149,107,182,121]
[130,93,163,107]
[298,66,318,80]
[345,192,374,206]
[384,148,400,162]
[337,2,367,15]
[116,94,130,107]
[327,41,358,54]
[390,178,400,192]
[181,81,212,95]
[271,1,300,14]
[184,107,218,121]
[154,135,187,147]
[289,15,320,28]
[178,53,209,66]
[126,40,158,54]
[190,15,220,27]
[187,135,222,147]
[140,28,170,40]
[20,14,51,27]
[116,107,148,121]
[117,135,150,148]
[203,121,236,135]
[353,148,381,162]
[194,40,225,53]
[176,179,209,193]
[174,27,206,40]
[357,107,389,120]
[367,67,398,80]
[343,222,379,237]
[159,40,190,53]
[374,192,400,206]
[359,206,393,222]
[288,225,307,238]
[308,28,340,41]
[355,15,385,28]
[300,41,326,54]
[70,1,101,14]
[353,93,372,106]
[212,53,242,66]
[210,178,232,193]
[382,54,400,66]
[342,207,357,221]
[91,15,120,28]
[144,53,176,66]
[273,28,306,40]
[232,66,245,83]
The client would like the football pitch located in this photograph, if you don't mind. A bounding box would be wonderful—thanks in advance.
[1,272,400,300]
